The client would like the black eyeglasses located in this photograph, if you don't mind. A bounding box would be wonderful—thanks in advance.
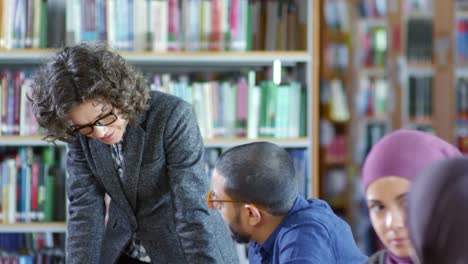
[71,110,118,136]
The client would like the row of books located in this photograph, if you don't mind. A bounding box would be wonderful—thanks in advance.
[318,119,348,209]
[0,70,38,136]
[457,77,468,120]
[408,75,433,120]
[405,0,432,14]
[456,18,468,66]
[0,0,48,49]
[353,121,387,165]
[324,42,349,73]
[150,72,307,139]
[0,68,309,139]
[66,0,307,52]
[356,77,390,117]
[406,18,433,63]
[0,233,64,264]
[0,146,66,224]
[323,0,350,33]
[359,26,387,68]
[203,148,309,197]
[456,119,468,154]
[456,77,468,153]
[357,0,387,18]
[320,79,350,122]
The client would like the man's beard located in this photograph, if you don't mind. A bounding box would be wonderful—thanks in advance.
[229,225,251,244]
[229,213,251,244]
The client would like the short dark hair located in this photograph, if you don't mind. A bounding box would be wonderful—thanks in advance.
[214,142,298,215]
[30,43,149,142]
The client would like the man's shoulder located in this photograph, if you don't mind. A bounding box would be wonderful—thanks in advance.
[286,198,336,224]
[280,198,353,239]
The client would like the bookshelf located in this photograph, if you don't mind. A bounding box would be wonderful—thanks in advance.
[318,0,353,221]
[349,0,462,254]
[0,0,320,261]
[348,0,392,253]
[455,1,468,152]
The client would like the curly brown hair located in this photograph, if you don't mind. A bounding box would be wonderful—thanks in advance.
[30,43,150,143]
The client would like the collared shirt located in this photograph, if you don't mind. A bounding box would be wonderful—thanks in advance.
[249,196,367,264]
[111,143,151,263]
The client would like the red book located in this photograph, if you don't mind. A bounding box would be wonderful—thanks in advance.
[168,0,180,51]
[31,162,39,221]
[210,0,222,51]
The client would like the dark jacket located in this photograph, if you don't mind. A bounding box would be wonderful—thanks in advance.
[365,250,386,264]
[66,91,238,263]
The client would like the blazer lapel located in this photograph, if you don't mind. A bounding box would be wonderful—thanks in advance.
[122,123,145,213]
[89,139,136,227]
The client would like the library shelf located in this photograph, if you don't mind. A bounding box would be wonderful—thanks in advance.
[324,157,347,167]
[0,136,310,149]
[359,67,387,77]
[357,17,387,28]
[0,222,66,233]
[203,138,310,148]
[0,49,310,66]
[406,10,433,20]
[0,136,66,146]
[408,117,433,126]
[361,115,391,123]
[322,70,347,80]
[324,31,349,42]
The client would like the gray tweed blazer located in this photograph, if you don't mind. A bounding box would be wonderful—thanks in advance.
[66,91,238,264]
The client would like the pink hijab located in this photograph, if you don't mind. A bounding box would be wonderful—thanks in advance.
[362,129,462,264]
[362,129,461,191]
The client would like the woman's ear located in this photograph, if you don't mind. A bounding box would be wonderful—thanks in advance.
[243,204,263,226]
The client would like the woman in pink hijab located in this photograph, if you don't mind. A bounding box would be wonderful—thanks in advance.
[361,129,461,264]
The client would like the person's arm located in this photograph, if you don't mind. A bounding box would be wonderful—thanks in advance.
[163,101,227,263]
[66,140,105,263]
[278,222,334,264]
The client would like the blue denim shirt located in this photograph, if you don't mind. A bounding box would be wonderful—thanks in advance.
[248,196,367,264]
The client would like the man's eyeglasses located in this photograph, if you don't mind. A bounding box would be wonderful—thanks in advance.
[71,110,118,136]
[206,190,248,210]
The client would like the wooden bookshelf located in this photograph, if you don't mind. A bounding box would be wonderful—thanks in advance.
[318,0,353,222]
[324,31,349,42]
[433,0,456,143]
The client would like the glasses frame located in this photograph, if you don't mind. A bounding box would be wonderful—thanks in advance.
[206,190,250,210]
[71,110,118,136]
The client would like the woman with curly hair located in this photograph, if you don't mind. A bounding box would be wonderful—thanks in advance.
[30,43,238,264]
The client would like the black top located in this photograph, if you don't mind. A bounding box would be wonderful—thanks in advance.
[365,250,386,264]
